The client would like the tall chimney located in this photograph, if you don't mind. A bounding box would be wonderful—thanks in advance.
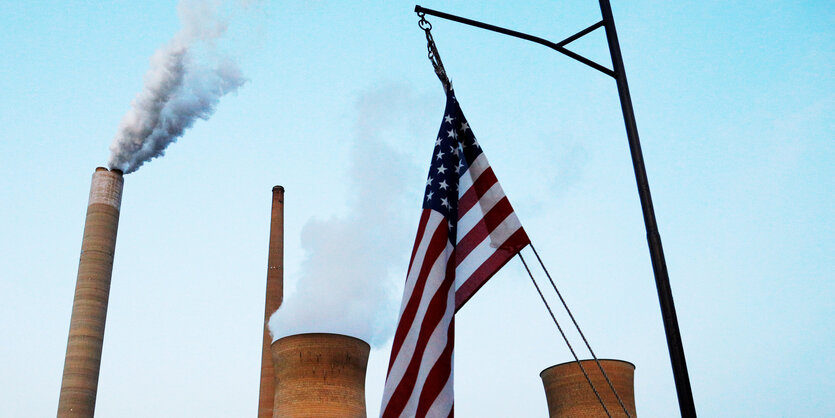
[271,333,370,418]
[258,186,284,418]
[540,359,636,418]
[57,167,124,417]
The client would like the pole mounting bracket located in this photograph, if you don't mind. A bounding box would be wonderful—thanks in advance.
[414,6,615,78]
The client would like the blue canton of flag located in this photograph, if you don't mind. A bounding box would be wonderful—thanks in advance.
[422,96,479,241]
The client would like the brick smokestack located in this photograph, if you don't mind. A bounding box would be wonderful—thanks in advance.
[258,186,284,418]
[271,333,370,417]
[57,167,124,417]
[540,359,637,417]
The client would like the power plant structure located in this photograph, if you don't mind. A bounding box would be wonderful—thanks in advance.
[270,333,370,417]
[540,359,637,417]
[55,175,637,417]
[257,187,372,417]
[259,186,285,418]
[57,167,124,417]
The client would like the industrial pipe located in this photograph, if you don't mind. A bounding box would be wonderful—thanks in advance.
[259,185,285,418]
[57,167,124,417]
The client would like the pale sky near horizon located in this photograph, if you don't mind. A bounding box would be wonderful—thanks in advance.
[1,1,832,417]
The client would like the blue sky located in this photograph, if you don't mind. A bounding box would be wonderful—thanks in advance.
[0,1,832,416]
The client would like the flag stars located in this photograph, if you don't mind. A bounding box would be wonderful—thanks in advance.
[423,98,483,215]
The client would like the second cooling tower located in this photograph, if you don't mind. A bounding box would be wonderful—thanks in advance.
[540,359,636,417]
[271,333,370,417]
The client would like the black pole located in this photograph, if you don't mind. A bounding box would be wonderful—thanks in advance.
[597,1,696,416]
[415,3,697,416]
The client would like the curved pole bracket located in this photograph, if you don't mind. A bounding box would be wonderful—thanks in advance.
[415,6,615,78]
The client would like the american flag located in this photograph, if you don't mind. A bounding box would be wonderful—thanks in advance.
[381,91,529,417]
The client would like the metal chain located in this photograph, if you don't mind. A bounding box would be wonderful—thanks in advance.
[418,12,451,92]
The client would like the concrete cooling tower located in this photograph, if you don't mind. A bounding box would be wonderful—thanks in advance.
[270,333,370,417]
[540,359,636,417]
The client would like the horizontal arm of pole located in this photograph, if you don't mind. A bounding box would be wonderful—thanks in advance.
[415,5,615,78]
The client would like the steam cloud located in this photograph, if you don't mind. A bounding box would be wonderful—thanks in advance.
[269,86,428,347]
[108,0,247,174]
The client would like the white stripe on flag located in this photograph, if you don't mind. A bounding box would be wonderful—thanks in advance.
[382,215,452,409]
[455,214,524,292]
[457,152,489,194]
[456,181,503,238]
[384,242,450,401]
[397,213,444,318]
[400,283,455,415]
[424,371,454,418]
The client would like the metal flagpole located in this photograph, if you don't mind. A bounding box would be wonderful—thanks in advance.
[413,3,697,417]
[596,2,697,416]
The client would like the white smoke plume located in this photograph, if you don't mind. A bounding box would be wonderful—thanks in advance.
[269,86,429,347]
[108,0,247,174]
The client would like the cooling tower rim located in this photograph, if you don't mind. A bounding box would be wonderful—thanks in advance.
[540,359,635,377]
[271,332,370,349]
[95,166,124,176]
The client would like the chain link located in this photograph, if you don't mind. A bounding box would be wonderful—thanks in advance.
[417,12,451,92]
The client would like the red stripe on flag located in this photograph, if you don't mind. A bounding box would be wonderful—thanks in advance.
[457,167,497,215]
[455,197,514,262]
[407,210,432,275]
[416,315,455,417]
[387,220,449,375]
[455,228,530,310]
[382,254,456,417]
